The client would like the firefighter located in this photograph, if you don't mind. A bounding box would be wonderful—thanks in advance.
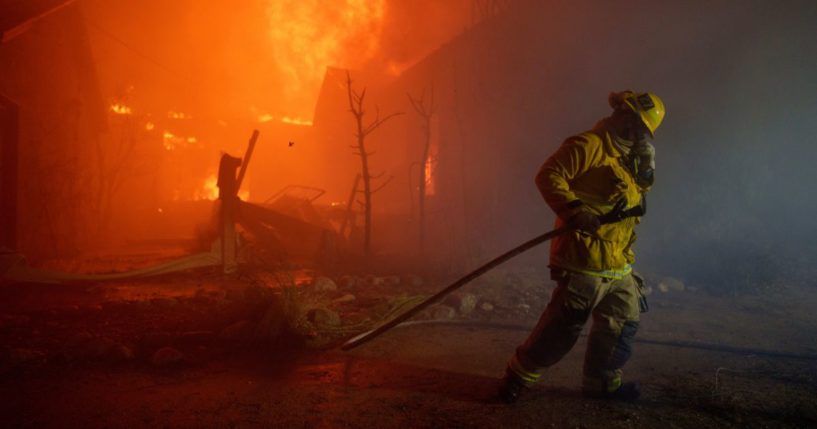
[498,91,665,402]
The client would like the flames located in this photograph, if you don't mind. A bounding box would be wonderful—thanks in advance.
[424,155,436,196]
[197,174,220,201]
[256,112,313,126]
[167,110,192,120]
[280,116,313,126]
[110,103,133,115]
[265,0,386,102]
[196,174,250,201]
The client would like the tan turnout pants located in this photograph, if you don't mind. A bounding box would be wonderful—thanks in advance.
[507,270,645,393]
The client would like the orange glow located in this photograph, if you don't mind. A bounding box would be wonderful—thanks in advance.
[256,111,313,126]
[194,174,250,201]
[386,61,408,77]
[145,121,155,131]
[265,0,386,107]
[281,116,313,126]
[110,103,132,115]
[197,174,219,201]
[424,154,435,196]
[162,131,199,150]
[162,131,183,150]
[167,110,191,119]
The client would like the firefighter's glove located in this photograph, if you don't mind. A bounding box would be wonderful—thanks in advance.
[569,211,600,233]
[597,198,628,225]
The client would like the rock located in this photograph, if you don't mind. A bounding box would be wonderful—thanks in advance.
[658,277,685,293]
[480,302,495,312]
[429,305,456,320]
[180,330,216,344]
[312,277,338,292]
[218,321,255,341]
[107,344,134,362]
[382,275,401,287]
[306,307,341,327]
[338,275,359,289]
[332,294,356,304]
[365,275,384,288]
[404,275,424,288]
[444,292,478,315]
[150,347,184,367]
[6,348,47,367]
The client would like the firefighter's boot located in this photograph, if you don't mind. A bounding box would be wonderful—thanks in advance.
[497,369,529,403]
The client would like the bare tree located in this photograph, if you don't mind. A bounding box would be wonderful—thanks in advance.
[93,106,143,237]
[407,86,436,256]
[345,70,403,256]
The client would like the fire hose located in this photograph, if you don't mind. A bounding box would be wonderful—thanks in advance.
[341,198,644,350]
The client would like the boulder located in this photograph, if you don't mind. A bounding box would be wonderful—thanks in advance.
[180,330,216,344]
[444,292,478,315]
[306,307,341,327]
[107,344,134,362]
[332,294,356,304]
[382,275,401,287]
[365,275,385,287]
[338,275,359,289]
[404,275,424,288]
[429,305,456,320]
[480,302,495,312]
[150,347,184,367]
[312,277,338,292]
[658,277,685,293]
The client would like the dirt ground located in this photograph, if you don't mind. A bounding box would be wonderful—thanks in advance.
[1,252,816,428]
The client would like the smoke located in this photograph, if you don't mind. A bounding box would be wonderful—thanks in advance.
[388,0,817,293]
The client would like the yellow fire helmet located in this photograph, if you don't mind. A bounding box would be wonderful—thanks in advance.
[610,91,666,137]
